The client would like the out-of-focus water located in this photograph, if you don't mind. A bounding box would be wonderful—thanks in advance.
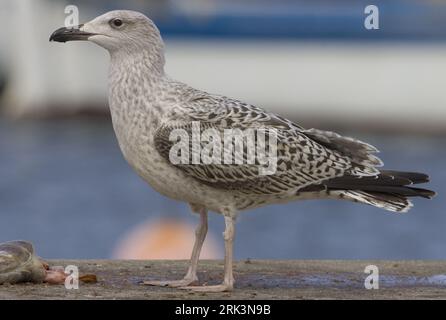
[0,118,444,259]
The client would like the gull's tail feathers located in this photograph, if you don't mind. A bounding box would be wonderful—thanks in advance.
[300,170,436,213]
[340,190,414,213]
[329,170,436,213]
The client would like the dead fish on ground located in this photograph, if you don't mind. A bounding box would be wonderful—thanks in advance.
[0,240,97,285]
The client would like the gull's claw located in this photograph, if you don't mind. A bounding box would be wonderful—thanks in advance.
[179,284,233,292]
[142,278,198,288]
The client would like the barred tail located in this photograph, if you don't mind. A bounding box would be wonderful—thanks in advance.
[301,128,435,212]
[323,170,435,213]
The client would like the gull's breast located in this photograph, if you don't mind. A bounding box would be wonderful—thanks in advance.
[111,116,233,210]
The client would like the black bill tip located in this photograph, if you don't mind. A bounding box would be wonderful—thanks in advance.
[49,25,95,42]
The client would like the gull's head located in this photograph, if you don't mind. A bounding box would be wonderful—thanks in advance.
[50,10,163,53]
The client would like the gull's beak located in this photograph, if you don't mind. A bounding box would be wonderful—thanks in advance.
[49,24,96,42]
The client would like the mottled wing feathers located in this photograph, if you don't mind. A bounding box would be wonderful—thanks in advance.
[154,94,383,195]
[303,128,383,168]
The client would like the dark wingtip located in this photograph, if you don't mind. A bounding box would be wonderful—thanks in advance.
[426,190,437,199]
[380,170,430,185]
[408,187,436,199]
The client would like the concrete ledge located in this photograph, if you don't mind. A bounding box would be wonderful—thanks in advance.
[1,260,446,299]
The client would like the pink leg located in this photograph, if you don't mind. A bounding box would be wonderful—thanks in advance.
[180,215,235,292]
[143,207,208,287]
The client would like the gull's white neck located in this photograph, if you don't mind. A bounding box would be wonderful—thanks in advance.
[108,49,166,116]
[107,49,167,147]
[110,48,165,77]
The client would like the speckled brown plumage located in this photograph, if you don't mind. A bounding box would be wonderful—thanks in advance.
[50,10,435,292]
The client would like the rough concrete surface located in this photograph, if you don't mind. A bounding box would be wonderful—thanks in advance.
[1,260,446,299]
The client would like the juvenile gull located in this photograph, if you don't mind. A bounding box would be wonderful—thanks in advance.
[50,10,435,292]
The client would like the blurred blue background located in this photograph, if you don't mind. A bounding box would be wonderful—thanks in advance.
[0,0,444,259]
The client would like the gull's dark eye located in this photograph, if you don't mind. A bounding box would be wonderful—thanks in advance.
[110,18,123,28]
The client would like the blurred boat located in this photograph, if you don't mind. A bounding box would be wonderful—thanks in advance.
[1,0,446,132]
[0,64,6,99]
